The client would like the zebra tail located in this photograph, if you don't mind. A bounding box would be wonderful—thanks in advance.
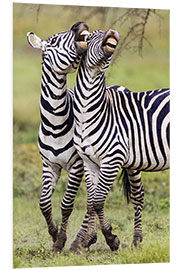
[119,169,131,204]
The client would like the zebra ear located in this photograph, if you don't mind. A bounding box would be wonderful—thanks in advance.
[27,32,46,50]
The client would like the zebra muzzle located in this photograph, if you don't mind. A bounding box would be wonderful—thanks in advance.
[103,29,120,54]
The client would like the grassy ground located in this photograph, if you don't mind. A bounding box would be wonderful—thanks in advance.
[13,3,170,268]
[13,144,169,268]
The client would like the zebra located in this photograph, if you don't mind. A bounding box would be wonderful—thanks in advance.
[71,29,170,252]
[26,22,95,253]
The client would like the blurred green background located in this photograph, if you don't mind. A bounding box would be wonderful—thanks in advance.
[13,3,169,268]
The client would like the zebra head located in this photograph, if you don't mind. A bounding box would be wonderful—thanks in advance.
[27,22,89,74]
[85,29,120,74]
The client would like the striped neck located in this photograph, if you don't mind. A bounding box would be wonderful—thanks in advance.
[74,59,107,122]
[39,58,74,133]
[41,59,68,110]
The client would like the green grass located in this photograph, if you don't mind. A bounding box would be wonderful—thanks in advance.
[13,186,169,268]
[13,144,169,268]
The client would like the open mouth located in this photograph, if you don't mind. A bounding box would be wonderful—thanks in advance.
[76,30,90,48]
[102,30,119,54]
[105,37,118,49]
[104,37,118,52]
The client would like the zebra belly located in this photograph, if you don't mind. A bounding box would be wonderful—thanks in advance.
[125,147,169,171]
[125,104,170,171]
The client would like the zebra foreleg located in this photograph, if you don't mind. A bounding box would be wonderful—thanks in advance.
[81,206,97,248]
[127,170,144,247]
[52,209,69,253]
[39,163,61,243]
[93,168,120,251]
[70,212,97,253]
[69,212,98,253]
[69,213,89,253]
[96,205,120,251]
[70,170,98,253]
[78,172,98,249]
[53,161,84,253]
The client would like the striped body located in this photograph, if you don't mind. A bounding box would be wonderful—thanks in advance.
[72,30,170,250]
[75,86,169,171]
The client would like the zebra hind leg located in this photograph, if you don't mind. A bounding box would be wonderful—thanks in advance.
[127,170,144,248]
[39,163,61,243]
[53,161,84,253]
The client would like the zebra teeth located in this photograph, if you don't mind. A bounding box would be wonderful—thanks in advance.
[76,30,90,41]
[76,30,90,48]
[80,30,90,36]
[105,37,118,51]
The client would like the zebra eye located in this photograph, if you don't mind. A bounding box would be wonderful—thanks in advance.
[51,37,58,44]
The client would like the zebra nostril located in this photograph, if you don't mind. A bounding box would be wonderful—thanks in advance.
[107,29,120,41]
[103,29,120,44]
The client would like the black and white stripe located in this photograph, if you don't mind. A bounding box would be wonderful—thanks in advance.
[72,29,170,251]
[27,22,96,253]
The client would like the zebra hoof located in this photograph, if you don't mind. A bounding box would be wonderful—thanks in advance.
[69,240,81,254]
[108,235,120,251]
[49,226,59,243]
[104,233,120,251]
[82,233,97,248]
[52,232,67,253]
[102,227,120,251]
[87,233,97,247]
[132,233,143,248]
